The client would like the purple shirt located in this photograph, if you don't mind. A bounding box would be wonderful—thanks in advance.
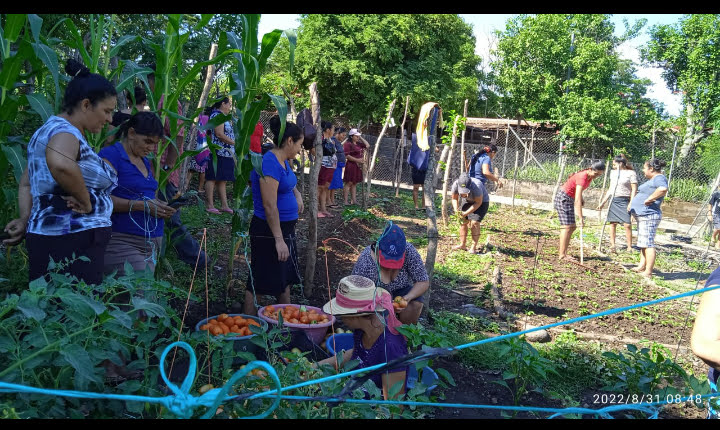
[351,327,408,388]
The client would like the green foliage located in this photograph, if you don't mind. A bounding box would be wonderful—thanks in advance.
[668,178,710,202]
[493,336,559,411]
[601,342,707,405]
[493,14,658,155]
[273,14,481,122]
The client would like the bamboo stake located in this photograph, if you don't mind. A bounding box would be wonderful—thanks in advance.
[580,223,584,265]
[598,155,611,224]
[666,136,679,196]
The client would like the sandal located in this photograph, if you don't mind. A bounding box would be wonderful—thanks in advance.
[206,208,220,214]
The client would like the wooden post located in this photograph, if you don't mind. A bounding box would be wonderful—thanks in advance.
[441,114,460,226]
[421,107,440,319]
[597,155,611,224]
[364,99,397,209]
[511,148,519,209]
[666,136,679,197]
[395,96,410,197]
[303,82,323,297]
[391,97,408,191]
[651,121,656,159]
[501,119,509,177]
[179,43,218,195]
[460,99,468,168]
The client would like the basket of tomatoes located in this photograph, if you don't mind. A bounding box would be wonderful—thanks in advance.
[257,304,336,344]
[195,313,268,346]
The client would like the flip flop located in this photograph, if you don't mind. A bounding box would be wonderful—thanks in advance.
[220,208,234,214]
[206,208,221,214]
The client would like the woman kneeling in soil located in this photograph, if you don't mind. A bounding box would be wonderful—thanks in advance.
[317,275,408,399]
[629,158,668,278]
[244,116,304,316]
[554,160,606,262]
[351,223,429,324]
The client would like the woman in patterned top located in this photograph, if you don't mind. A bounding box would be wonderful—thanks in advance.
[204,97,236,214]
[351,224,429,324]
[2,59,118,284]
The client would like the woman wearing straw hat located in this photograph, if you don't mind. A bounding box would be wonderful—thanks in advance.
[317,275,409,399]
[351,223,430,325]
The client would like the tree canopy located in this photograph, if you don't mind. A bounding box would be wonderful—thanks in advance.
[263,14,481,122]
[492,14,657,157]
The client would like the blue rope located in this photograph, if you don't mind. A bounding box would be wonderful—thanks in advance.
[128,197,160,267]
[3,284,720,418]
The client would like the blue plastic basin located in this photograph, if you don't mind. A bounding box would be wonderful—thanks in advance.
[326,333,354,355]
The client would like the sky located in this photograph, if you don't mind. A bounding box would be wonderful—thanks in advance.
[258,14,684,117]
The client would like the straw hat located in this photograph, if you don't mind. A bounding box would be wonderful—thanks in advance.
[323,275,390,316]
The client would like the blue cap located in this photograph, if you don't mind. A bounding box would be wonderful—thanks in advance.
[378,224,406,269]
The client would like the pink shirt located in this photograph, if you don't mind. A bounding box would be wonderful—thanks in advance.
[158,95,185,187]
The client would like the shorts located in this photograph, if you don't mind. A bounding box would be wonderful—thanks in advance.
[393,283,424,304]
[411,166,427,185]
[461,201,489,222]
[554,190,576,226]
[713,213,720,230]
[636,213,662,248]
[318,166,335,186]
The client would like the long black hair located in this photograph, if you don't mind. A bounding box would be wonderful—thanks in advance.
[613,154,633,170]
[63,59,117,114]
[269,115,302,148]
[211,96,230,110]
[117,111,163,139]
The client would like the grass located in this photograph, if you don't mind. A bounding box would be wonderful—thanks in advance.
[434,251,494,286]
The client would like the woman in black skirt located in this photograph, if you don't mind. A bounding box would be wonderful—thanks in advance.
[244,116,305,316]
[205,96,236,214]
[597,154,638,252]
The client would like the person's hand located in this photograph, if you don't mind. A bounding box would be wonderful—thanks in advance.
[578,216,585,228]
[275,238,289,262]
[644,199,654,206]
[146,199,176,219]
[3,218,27,246]
[627,203,632,212]
[496,179,504,189]
[297,196,304,214]
[596,202,604,211]
[61,195,92,214]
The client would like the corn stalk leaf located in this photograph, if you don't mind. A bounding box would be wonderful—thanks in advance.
[1,143,26,183]
[26,92,54,122]
[3,14,27,44]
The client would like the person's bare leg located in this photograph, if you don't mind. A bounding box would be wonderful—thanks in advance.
[469,220,481,253]
[643,247,656,277]
[205,180,216,209]
[624,223,633,251]
[559,225,576,259]
[634,248,647,272]
[351,183,358,205]
[609,223,617,250]
[413,185,420,209]
[198,172,206,192]
[398,300,423,325]
[277,286,291,304]
[217,181,230,211]
[244,290,257,316]
[344,185,350,205]
[185,171,193,191]
[420,184,425,208]
[318,186,327,214]
[453,220,469,250]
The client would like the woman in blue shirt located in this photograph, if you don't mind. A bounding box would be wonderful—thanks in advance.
[468,143,503,192]
[99,112,175,275]
[244,116,305,316]
[3,59,118,285]
[629,158,668,278]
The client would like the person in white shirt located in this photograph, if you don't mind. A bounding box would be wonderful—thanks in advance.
[597,154,638,253]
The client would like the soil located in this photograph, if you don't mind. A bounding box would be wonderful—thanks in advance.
[174,182,712,419]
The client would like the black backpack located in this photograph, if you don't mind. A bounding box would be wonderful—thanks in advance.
[296,108,317,150]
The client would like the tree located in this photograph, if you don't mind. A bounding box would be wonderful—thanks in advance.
[492,14,655,157]
[264,14,481,122]
[643,14,720,162]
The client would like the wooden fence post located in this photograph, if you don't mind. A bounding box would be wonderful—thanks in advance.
[303,82,323,297]
[460,99,469,169]
[421,107,440,320]
[395,96,410,197]
[363,99,397,209]
[441,115,460,226]
[179,43,218,195]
